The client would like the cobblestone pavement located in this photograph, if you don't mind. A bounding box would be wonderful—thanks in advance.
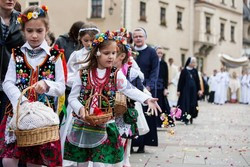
[130,102,250,167]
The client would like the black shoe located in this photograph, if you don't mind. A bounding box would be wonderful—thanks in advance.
[190,118,193,124]
[137,147,145,153]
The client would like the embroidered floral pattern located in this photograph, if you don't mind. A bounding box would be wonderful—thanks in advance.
[13,47,61,109]
[78,67,117,110]
[64,123,124,163]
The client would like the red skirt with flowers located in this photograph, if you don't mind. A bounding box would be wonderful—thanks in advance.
[0,107,62,167]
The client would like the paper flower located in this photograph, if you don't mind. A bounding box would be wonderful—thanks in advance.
[17,17,22,24]
[32,12,39,19]
[27,12,33,20]
[41,5,48,12]
[93,107,104,116]
[98,37,104,43]
[21,14,28,22]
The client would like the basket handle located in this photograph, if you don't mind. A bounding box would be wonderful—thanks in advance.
[84,93,111,116]
[16,85,51,130]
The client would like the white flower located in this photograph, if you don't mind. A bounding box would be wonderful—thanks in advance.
[32,12,39,19]
[186,114,191,120]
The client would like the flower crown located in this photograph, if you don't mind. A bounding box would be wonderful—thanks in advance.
[17,5,48,24]
[92,28,130,50]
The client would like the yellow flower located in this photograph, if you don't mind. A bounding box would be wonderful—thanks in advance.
[17,17,22,24]
[98,37,104,42]
[27,12,33,20]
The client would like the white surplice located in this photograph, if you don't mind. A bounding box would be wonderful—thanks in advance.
[240,74,248,104]
[167,64,179,107]
[214,72,229,105]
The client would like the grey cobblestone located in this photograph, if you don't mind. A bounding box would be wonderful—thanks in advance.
[131,102,250,167]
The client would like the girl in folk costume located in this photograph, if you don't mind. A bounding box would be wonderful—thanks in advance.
[64,30,161,167]
[67,24,100,88]
[60,24,100,157]
[113,28,145,167]
[0,5,65,167]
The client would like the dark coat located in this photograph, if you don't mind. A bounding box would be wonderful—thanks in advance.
[55,34,81,62]
[156,59,170,127]
[135,46,159,97]
[133,46,159,147]
[0,10,25,83]
[157,59,168,89]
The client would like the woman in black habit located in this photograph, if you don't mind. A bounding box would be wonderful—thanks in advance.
[177,57,202,125]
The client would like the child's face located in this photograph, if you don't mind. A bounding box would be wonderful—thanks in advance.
[0,0,16,11]
[24,19,48,49]
[97,41,117,69]
[80,34,94,50]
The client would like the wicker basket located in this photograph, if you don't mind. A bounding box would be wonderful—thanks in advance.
[84,94,113,126]
[15,86,59,147]
[114,91,127,116]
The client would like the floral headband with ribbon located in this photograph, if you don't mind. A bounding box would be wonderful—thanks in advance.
[92,28,130,50]
[17,5,48,24]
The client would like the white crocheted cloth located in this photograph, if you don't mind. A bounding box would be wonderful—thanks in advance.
[10,101,59,130]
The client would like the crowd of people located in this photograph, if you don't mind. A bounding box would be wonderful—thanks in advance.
[0,1,249,167]
[202,68,250,105]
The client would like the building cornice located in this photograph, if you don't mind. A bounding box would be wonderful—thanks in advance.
[195,1,242,16]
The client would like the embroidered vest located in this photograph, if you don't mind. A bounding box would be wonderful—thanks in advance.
[13,46,62,110]
[78,67,118,112]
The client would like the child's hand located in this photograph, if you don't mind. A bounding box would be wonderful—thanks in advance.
[145,98,162,116]
[79,107,86,121]
[34,80,49,94]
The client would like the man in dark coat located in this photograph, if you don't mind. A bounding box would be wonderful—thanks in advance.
[0,0,25,122]
[132,27,159,153]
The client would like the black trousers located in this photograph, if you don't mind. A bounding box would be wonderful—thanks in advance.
[208,91,215,103]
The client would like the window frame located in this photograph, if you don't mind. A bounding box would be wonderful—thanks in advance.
[139,1,147,21]
[91,0,103,18]
[160,7,166,26]
[88,0,105,19]
[205,16,211,34]
[25,0,40,7]
[230,25,236,43]
[177,11,183,30]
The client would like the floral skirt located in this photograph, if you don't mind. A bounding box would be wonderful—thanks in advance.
[0,105,62,167]
[64,122,124,164]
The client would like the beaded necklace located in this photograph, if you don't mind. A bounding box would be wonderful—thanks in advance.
[91,68,111,108]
